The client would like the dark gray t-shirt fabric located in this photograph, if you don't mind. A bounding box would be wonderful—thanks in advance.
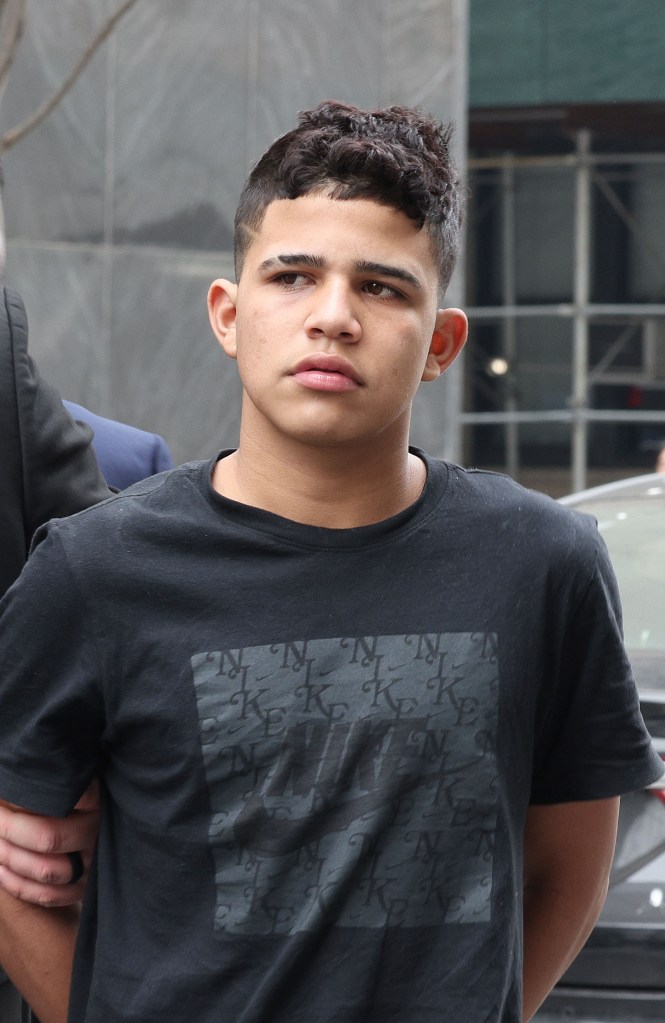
[0,451,661,1023]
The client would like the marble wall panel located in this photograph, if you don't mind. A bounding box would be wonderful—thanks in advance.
[250,0,383,163]
[4,243,107,409]
[0,0,110,243]
[108,248,241,463]
[384,0,468,217]
[384,0,465,113]
[112,0,249,251]
[250,0,467,169]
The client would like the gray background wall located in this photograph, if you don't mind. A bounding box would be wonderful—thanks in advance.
[0,0,468,464]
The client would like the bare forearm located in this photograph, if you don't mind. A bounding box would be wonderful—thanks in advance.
[0,888,78,1023]
[521,798,619,1022]
[522,879,605,1022]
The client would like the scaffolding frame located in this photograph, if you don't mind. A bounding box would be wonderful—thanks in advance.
[465,132,665,492]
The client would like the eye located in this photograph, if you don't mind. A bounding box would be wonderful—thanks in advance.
[271,272,311,289]
[363,280,403,299]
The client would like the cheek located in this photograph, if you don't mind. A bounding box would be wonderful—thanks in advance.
[393,339,432,401]
[396,334,431,378]
[235,313,271,370]
[376,346,427,410]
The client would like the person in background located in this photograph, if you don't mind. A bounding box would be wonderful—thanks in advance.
[0,102,662,1023]
[0,288,111,593]
[0,285,106,1021]
[0,287,174,919]
[0,287,172,1018]
[0,285,175,920]
[63,401,173,490]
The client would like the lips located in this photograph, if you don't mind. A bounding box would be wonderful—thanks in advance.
[290,354,363,392]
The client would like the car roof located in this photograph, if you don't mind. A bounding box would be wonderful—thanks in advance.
[560,473,665,505]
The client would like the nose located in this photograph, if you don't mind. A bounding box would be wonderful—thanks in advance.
[304,279,361,344]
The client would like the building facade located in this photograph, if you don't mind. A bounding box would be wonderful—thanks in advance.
[467,0,665,492]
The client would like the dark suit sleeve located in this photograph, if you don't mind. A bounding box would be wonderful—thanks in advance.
[151,433,174,475]
[0,287,111,594]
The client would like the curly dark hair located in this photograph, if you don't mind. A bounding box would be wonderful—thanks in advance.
[234,100,463,297]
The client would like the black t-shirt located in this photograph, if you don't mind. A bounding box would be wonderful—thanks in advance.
[0,451,660,1022]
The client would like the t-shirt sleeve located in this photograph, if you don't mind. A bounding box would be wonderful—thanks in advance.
[0,523,105,816]
[530,522,664,804]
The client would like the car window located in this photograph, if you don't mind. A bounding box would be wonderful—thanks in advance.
[570,493,665,658]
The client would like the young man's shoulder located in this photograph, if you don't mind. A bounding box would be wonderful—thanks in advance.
[443,459,584,516]
[438,459,602,564]
[32,458,211,554]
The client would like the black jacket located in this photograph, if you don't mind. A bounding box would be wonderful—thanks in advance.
[0,286,111,596]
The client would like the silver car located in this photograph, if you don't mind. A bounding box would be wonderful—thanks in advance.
[536,474,665,1021]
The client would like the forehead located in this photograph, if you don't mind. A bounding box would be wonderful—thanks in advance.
[245,194,438,280]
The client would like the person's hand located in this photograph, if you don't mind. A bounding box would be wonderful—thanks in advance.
[0,779,99,906]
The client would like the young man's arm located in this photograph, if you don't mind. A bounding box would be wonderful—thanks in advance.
[0,792,95,1021]
[522,797,619,1022]
[0,886,78,1023]
[0,782,99,906]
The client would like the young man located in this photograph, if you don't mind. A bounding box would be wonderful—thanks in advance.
[0,101,661,1023]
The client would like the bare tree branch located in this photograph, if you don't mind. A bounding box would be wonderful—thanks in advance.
[0,0,26,103]
[0,0,141,155]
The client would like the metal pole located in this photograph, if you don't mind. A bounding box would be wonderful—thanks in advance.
[501,157,519,478]
[572,130,592,492]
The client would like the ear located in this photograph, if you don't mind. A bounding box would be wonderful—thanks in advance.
[421,308,468,382]
[208,279,239,359]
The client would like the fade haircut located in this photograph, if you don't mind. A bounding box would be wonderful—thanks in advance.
[234,100,463,298]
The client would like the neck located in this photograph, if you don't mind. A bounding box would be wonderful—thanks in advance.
[212,429,426,529]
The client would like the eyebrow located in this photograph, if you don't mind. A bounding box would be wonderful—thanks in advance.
[354,260,423,292]
[258,253,325,273]
[258,254,423,292]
